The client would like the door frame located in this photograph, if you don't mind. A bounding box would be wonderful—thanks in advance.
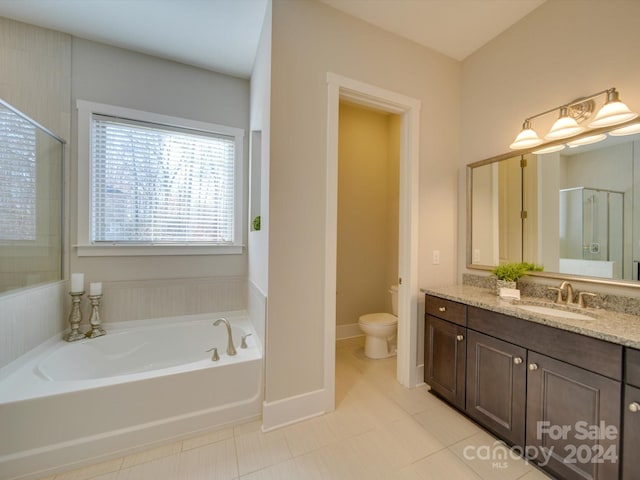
[324,72,421,411]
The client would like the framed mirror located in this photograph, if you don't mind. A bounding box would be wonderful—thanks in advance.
[468,120,640,287]
[0,98,64,295]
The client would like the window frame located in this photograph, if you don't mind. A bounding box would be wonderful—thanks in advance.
[76,100,244,256]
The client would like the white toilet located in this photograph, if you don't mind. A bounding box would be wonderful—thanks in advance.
[358,285,398,359]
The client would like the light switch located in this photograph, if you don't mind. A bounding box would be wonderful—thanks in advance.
[432,250,440,265]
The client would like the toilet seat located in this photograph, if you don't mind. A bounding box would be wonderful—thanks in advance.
[359,313,397,326]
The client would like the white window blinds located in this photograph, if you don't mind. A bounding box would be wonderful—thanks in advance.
[91,114,236,244]
[0,107,36,241]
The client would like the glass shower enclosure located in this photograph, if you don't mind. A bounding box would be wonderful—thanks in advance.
[559,187,624,279]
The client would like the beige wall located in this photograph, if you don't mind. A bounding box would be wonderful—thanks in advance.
[336,103,399,328]
[460,0,640,290]
[268,0,460,402]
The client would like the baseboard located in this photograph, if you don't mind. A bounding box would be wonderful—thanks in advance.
[336,323,363,340]
[261,388,328,432]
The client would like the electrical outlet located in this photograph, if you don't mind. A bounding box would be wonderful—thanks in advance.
[432,250,440,265]
[473,249,480,263]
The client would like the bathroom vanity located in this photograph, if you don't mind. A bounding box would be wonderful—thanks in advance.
[423,285,640,480]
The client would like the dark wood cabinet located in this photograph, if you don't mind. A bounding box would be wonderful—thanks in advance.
[424,315,466,409]
[623,385,640,479]
[424,293,625,480]
[526,351,621,480]
[623,349,640,479]
[466,330,526,447]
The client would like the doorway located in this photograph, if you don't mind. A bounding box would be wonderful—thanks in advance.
[324,73,421,413]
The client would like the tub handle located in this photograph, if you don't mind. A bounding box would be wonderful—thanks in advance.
[206,347,220,361]
[241,333,253,349]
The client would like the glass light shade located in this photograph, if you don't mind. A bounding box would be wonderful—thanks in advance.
[567,134,607,148]
[545,112,585,140]
[589,101,639,128]
[509,123,543,149]
[609,123,640,136]
[532,144,565,155]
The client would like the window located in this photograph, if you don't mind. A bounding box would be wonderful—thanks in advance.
[77,101,244,256]
[0,105,37,241]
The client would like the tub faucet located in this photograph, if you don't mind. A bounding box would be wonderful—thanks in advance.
[213,318,237,356]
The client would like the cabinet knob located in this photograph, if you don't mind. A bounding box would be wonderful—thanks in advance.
[629,402,640,413]
[528,363,539,371]
[438,306,446,312]
[513,357,523,365]
[456,334,464,341]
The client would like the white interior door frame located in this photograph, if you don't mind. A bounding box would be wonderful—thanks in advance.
[324,72,421,412]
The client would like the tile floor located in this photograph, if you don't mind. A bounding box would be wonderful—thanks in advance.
[39,337,553,480]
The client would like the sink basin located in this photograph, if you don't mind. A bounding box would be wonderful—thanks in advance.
[517,305,594,320]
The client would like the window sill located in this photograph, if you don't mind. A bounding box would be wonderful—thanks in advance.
[75,244,244,257]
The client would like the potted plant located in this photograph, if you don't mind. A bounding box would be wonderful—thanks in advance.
[491,262,543,296]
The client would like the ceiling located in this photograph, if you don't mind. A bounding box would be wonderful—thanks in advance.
[0,0,546,78]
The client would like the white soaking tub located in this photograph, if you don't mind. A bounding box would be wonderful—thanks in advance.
[0,311,262,480]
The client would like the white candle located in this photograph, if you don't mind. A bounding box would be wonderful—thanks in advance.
[90,282,102,296]
[71,273,84,293]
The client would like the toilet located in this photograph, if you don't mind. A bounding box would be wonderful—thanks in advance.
[358,285,398,359]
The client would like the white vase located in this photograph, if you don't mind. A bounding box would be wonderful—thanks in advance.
[495,279,517,295]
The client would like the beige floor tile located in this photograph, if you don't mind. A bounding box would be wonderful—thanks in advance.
[235,427,292,476]
[413,395,482,446]
[450,431,536,480]
[233,419,263,436]
[518,467,555,479]
[120,441,182,468]
[116,455,180,480]
[53,458,123,480]
[389,448,483,480]
[281,413,340,457]
[178,438,238,479]
[239,458,304,480]
[182,427,234,451]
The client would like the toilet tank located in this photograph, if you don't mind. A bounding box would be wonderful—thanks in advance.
[389,285,398,316]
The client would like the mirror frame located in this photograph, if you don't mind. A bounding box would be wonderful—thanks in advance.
[467,117,640,289]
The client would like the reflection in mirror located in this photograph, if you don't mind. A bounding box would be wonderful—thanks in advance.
[0,99,64,294]
[469,124,640,287]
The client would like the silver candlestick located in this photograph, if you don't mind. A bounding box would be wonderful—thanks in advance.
[86,294,106,338]
[65,291,86,342]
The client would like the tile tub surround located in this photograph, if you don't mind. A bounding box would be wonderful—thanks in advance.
[424,282,640,349]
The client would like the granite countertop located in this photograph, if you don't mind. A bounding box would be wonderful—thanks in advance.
[422,284,640,349]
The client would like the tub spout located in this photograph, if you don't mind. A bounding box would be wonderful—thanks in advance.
[213,318,236,356]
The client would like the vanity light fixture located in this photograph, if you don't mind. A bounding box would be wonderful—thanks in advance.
[609,122,640,136]
[566,133,607,148]
[545,106,585,140]
[589,88,639,128]
[509,87,638,150]
[532,144,565,155]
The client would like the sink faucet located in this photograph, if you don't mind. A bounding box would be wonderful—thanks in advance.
[551,281,576,305]
[213,318,237,356]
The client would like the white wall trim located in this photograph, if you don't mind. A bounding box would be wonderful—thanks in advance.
[336,323,364,340]
[261,388,327,432]
[325,72,422,413]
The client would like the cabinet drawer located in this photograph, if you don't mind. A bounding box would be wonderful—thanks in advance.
[468,306,622,380]
[626,348,640,388]
[425,294,467,326]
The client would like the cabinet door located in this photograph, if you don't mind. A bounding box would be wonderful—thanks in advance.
[466,330,526,447]
[526,351,621,480]
[424,315,466,409]
[623,385,640,479]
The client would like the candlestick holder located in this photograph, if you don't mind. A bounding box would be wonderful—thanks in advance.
[65,291,86,342]
[86,294,106,338]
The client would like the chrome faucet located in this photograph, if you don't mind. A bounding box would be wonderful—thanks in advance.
[213,317,237,356]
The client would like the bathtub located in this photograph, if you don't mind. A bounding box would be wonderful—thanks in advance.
[0,311,262,480]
